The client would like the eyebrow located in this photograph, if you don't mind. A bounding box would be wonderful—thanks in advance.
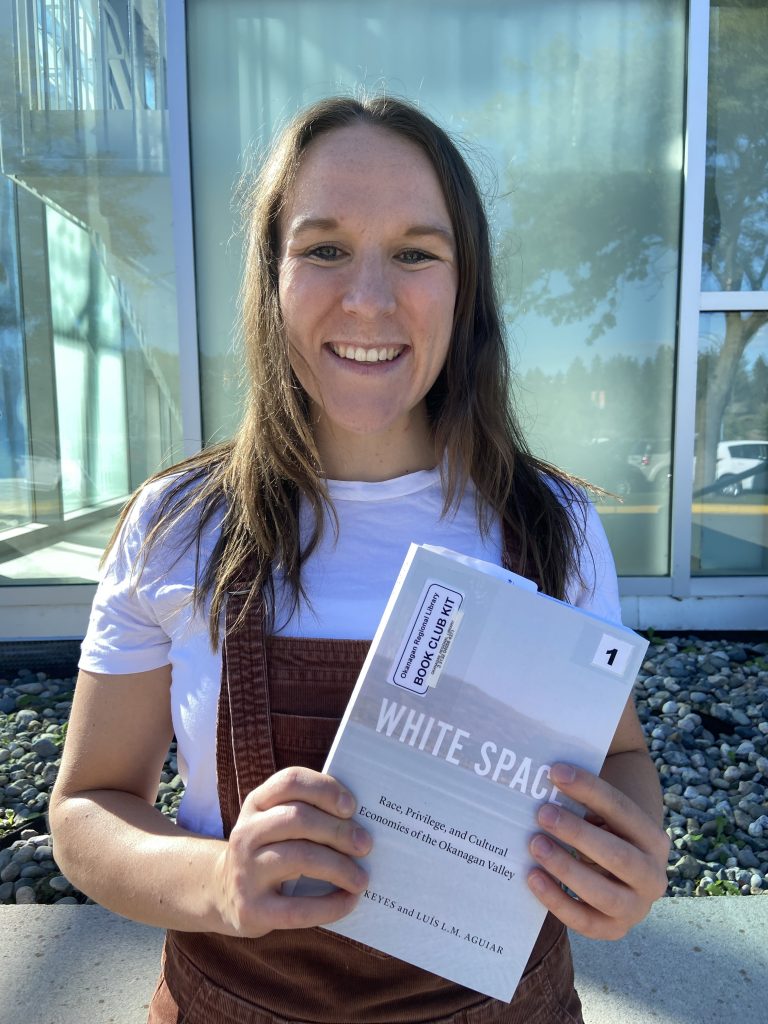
[403,224,455,245]
[289,217,339,235]
[288,216,455,246]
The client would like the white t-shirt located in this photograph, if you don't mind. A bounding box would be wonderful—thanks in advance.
[80,467,621,838]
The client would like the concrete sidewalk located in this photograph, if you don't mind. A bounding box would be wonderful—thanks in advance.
[1,898,765,1024]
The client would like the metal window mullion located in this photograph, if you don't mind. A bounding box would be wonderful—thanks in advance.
[10,1,29,117]
[60,0,66,107]
[690,576,768,597]
[700,291,768,312]
[52,0,61,108]
[670,0,711,598]
[42,0,52,106]
[126,0,139,166]
[63,0,72,108]
[157,0,167,111]
[14,1,29,112]
[617,577,674,597]
[69,0,79,110]
[128,0,141,160]
[166,0,203,457]
[38,0,50,110]
[94,0,106,113]
[57,0,65,108]
[11,184,36,521]
[86,0,95,109]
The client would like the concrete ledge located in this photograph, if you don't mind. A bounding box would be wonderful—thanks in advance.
[1,898,766,1023]
[570,897,767,1023]
[1,904,163,1024]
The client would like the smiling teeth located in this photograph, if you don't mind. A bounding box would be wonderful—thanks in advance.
[330,344,403,363]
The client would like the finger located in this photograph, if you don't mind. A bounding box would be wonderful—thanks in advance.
[535,802,648,884]
[549,764,662,850]
[264,888,363,931]
[528,832,635,922]
[254,839,369,895]
[244,767,358,818]
[527,868,625,941]
[233,800,372,859]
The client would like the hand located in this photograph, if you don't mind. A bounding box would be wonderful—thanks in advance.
[212,767,372,937]
[526,763,669,940]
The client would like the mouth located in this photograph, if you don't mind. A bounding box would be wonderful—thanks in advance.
[328,343,405,364]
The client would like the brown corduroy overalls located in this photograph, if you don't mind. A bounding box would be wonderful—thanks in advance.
[148,574,585,1024]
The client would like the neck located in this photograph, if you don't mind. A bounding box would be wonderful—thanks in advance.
[314,412,438,482]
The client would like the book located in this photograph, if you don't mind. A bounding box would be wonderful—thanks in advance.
[290,543,649,1001]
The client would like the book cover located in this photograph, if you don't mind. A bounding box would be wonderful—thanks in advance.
[291,544,649,1001]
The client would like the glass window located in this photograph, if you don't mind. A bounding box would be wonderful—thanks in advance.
[0,178,32,532]
[702,1,768,293]
[187,0,686,576]
[693,1,768,577]
[692,313,768,575]
[0,1,182,585]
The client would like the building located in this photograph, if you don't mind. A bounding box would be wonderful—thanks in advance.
[0,0,766,639]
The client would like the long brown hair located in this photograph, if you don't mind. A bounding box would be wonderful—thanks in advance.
[105,95,586,647]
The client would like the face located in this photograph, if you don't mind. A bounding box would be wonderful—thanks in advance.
[277,123,458,469]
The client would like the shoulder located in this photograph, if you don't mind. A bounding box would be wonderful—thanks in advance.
[112,471,197,550]
[126,469,211,529]
[106,469,224,584]
[541,472,590,525]
[118,442,233,541]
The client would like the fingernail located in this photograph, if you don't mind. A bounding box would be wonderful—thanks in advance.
[528,872,547,894]
[355,867,369,890]
[353,827,371,852]
[538,804,560,828]
[532,836,554,859]
[551,763,576,785]
[338,792,356,815]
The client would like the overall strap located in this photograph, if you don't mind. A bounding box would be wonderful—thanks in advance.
[217,584,277,838]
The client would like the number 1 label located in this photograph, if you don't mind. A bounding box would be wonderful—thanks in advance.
[591,634,633,676]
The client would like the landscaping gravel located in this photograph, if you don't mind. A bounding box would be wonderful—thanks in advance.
[1,634,767,904]
[637,635,768,897]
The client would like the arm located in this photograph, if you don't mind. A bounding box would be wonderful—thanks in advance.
[526,696,669,940]
[50,669,370,934]
[600,696,663,826]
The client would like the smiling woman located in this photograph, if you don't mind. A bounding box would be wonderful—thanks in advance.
[48,95,667,1024]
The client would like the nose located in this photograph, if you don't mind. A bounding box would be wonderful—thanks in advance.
[341,254,396,320]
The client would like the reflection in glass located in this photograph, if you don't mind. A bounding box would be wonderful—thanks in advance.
[702,2,768,292]
[692,314,768,575]
[0,178,32,530]
[48,208,130,513]
[187,0,685,576]
[0,1,181,585]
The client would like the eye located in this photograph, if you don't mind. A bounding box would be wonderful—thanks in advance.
[397,249,436,265]
[306,244,344,261]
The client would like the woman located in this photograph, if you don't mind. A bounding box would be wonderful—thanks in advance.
[50,96,668,1023]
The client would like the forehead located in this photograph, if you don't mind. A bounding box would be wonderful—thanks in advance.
[281,123,452,228]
